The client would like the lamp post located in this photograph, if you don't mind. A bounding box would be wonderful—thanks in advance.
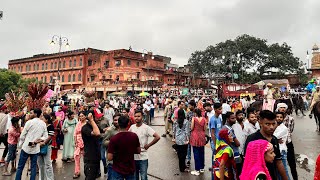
[141,49,154,92]
[50,35,70,98]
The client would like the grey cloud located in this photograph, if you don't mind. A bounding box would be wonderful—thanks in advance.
[0,0,318,68]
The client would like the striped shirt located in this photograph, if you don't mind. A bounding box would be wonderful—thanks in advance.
[19,118,48,154]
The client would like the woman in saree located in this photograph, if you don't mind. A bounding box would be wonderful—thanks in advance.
[213,128,238,180]
[62,111,77,162]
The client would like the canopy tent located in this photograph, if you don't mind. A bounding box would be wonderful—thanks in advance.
[109,91,127,96]
[138,91,150,97]
[254,79,290,89]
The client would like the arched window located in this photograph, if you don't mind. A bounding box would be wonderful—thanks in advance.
[69,60,72,67]
[78,73,82,81]
[73,74,76,82]
[42,63,44,70]
[74,59,77,67]
[79,57,82,66]
[59,61,61,69]
[45,63,48,70]
[51,62,53,69]
[62,75,64,82]
[37,64,39,70]
[68,74,71,82]
[63,61,66,68]
[33,64,36,71]
[54,62,57,69]
[44,76,47,83]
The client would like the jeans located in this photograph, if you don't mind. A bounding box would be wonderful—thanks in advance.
[112,170,135,180]
[176,144,188,172]
[84,162,100,180]
[38,145,54,180]
[150,108,155,119]
[210,139,216,180]
[135,160,148,180]
[15,149,38,180]
[287,142,298,180]
[6,144,17,163]
[186,144,191,163]
[107,163,113,180]
[278,150,290,180]
[193,146,205,171]
[100,140,107,167]
[0,133,8,160]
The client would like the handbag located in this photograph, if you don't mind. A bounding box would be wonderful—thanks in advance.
[40,144,48,155]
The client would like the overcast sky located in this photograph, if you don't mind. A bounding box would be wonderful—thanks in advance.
[1,0,319,68]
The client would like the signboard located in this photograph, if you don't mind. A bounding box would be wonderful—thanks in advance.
[182,88,189,95]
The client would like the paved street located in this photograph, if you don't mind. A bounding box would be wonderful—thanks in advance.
[0,110,319,179]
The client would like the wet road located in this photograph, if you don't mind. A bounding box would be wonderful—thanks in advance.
[0,110,319,179]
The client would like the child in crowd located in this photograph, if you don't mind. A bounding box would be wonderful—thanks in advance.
[3,117,21,176]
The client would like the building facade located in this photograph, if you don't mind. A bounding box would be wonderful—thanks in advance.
[8,47,209,97]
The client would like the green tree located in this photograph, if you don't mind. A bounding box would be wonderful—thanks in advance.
[188,34,304,84]
[0,69,37,99]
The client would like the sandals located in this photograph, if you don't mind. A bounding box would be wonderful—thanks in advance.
[2,172,11,176]
[73,173,80,179]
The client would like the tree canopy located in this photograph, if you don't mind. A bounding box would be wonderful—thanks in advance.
[188,34,306,84]
[0,69,37,99]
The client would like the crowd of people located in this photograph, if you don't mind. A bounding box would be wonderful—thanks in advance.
[0,89,319,180]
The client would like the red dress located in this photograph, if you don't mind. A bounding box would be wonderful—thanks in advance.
[190,117,206,147]
[315,154,320,180]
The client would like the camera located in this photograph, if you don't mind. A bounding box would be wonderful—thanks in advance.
[28,142,36,146]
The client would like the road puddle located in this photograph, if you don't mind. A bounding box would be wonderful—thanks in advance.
[295,154,315,173]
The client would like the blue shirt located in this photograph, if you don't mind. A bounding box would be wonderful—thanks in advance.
[209,115,222,147]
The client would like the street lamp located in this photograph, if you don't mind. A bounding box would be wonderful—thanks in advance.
[50,35,70,97]
[141,49,154,92]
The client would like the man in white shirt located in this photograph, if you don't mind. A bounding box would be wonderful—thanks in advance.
[103,102,115,127]
[0,106,9,163]
[15,108,48,180]
[129,110,160,180]
[243,112,259,138]
[221,99,231,124]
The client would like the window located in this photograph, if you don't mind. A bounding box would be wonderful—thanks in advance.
[50,76,53,83]
[59,61,61,68]
[25,65,28,72]
[54,62,57,69]
[62,75,64,82]
[21,66,23,72]
[69,59,72,67]
[78,74,82,81]
[127,60,131,66]
[45,63,48,70]
[90,75,95,81]
[115,60,121,67]
[37,64,39,70]
[33,64,36,71]
[80,57,83,66]
[74,59,77,67]
[68,74,71,82]
[44,76,47,83]
[63,61,66,68]
[88,59,93,66]
[29,65,31,71]
[73,74,76,82]
[42,64,44,70]
[104,61,109,68]
[137,72,140,79]
[51,62,53,69]
[136,62,139,67]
